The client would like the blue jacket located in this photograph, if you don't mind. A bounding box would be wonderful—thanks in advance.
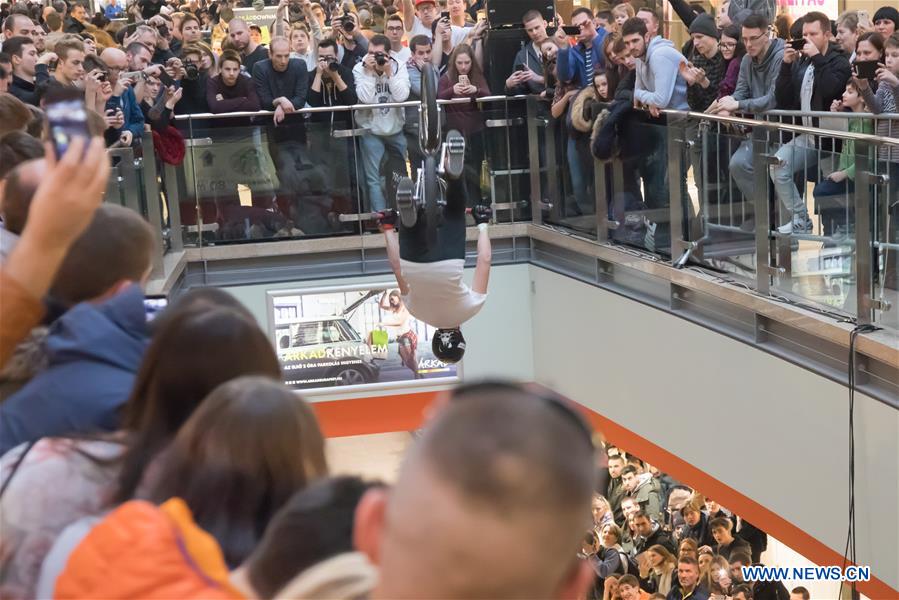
[0,286,149,455]
[557,30,607,90]
[106,86,146,146]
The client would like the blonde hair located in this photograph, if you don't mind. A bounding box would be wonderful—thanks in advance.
[611,4,635,20]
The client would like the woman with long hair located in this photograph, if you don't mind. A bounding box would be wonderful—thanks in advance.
[378,289,418,377]
[701,554,733,600]
[640,543,676,597]
[50,376,329,596]
[437,43,491,207]
[717,24,746,99]
[0,290,281,599]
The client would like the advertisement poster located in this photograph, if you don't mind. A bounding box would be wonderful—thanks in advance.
[267,285,459,391]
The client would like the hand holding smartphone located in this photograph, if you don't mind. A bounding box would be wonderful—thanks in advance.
[45,88,90,160]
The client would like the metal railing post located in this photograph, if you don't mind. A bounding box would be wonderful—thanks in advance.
[752,126,773,294]
[526,96,544,226]
[668,115,688,262]
[855,140,874,325]
[140,131,165,276]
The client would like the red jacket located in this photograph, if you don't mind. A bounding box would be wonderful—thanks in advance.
[55,498,243,600]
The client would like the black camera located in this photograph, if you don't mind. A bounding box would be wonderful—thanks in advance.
[288,1,305,23]
[327,60,340,72]
[374,51,388,67]
[156,23,169,38]
[340,15,355,32]
[183,58,200,81]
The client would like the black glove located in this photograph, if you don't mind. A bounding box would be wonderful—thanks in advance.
[472,205,491,225]
[378,208,398,228]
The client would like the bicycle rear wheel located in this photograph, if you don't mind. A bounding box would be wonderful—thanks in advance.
[419,64,441,155]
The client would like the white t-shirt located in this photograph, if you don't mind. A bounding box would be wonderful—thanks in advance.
[391,46,411,64]
[408,16,470,47]
[400,258,487,328]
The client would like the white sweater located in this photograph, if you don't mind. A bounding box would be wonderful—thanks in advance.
[352,60,411,137]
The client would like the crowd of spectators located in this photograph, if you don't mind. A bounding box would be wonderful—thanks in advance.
[2,0,897,240]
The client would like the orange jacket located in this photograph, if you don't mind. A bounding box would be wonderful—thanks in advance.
[54,498,245,600]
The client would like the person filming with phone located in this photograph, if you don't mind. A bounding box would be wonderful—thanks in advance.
[771,11,850,234]
[98,46,146,147]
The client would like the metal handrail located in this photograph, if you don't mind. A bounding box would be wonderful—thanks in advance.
[171,94,530,121]
[763,109,899,120]
[660,108,899,147]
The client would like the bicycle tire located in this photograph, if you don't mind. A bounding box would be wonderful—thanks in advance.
[419,64,441,155]
[424,155,439,248]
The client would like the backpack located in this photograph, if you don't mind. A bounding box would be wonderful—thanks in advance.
[616,550,640,577]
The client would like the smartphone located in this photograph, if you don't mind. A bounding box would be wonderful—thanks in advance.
[857,10,871,30]
[515,63,526,72]
[789,38,805,51]
[120,70,142,83]
[440,10,449,21]
[45,88,89,159]
[854,60,879,80]
[157,68,175,87]
[458,74,470,86]
[562,25,579,35]
[143,294,168,322]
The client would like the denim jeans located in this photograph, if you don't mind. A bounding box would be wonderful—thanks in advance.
[770,134,817,217]
[360,132,408,212]
[566,136,594,215]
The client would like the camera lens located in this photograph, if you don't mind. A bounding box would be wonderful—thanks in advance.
[328,61,339,72]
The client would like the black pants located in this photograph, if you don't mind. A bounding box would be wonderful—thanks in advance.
[400,178,466,263]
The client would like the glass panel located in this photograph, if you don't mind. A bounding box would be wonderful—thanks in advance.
[686,120,757,281]
[770,137,854,314]
[542,97,597,237]
[175,112,364,245]
[606,119,672,255]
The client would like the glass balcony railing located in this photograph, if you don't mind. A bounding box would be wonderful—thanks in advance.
[115,97,898,332]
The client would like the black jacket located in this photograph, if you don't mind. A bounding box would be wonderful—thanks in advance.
[9,65,50,106]
[680,512,716,549]
[635,523,676,555]
[715,535,752,562]
[736,519,768,564]
[307,65,357,127]
[775,42,850,149]
[64,17,85,34]
[174,72,210,115]
[252,58,308,111]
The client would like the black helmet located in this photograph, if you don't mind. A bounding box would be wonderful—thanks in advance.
[432,328,466,364]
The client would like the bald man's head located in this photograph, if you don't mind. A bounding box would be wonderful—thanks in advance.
[355,382,598,599]
[99,47,127,84]
[228,18,252,52]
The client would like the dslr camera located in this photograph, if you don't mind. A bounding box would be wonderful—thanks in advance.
[183,58,200,81]
[340,15,355,32]
[373,51,388,67]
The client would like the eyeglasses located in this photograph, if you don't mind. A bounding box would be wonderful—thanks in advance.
[741,31,768,44]
[718,41,736,49]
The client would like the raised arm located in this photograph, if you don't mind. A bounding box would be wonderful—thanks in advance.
[471,225,491,295]
[383,228,410,295]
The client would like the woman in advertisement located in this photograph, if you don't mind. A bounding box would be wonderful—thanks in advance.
[378,290,419,377]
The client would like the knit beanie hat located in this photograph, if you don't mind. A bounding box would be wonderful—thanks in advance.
[689,13,719,39]
[873,6,899,31]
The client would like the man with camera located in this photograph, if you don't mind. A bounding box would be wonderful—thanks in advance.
[307,38,357,217]
[333,10,369,70]
[146,14,178,64]
[100,46,147,147]
[505,9,548,95]
[353,35,410,213]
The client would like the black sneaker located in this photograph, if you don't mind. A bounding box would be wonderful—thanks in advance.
[443,131,465,180]
[396,177,417,228]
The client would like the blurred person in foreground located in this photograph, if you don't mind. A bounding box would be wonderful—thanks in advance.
[354,381,599,598]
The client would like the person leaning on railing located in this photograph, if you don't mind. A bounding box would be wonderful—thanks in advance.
[206,49,260,113]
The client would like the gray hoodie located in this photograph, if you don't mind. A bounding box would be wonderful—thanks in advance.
[733,37,784,113]
[634,36,689,110]
[728,0,775,25]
